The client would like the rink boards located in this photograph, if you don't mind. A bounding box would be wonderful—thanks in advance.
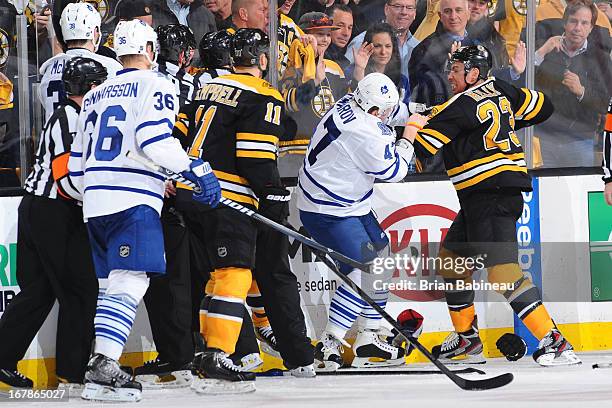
[0,174,611,387]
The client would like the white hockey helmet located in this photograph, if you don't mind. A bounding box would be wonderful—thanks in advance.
[60,3,101,49]
[113,19,159,66]
[354,73,399,118]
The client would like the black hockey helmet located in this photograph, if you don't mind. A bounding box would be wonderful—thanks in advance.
[199,30,233,69]
[230,28,270,67]
[62,57,107,96]
[449,45,492,81]
[155,24,197,66]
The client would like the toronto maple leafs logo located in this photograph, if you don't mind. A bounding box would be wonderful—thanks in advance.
[381,85,389,94]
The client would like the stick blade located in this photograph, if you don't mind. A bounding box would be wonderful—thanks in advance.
[455,372,514,391]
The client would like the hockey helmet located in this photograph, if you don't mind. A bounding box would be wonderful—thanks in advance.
[199,30,233,69]
[60,3,102,49]
[114,19,159,65]
[62,57,108,96]
[230,28,269,68]
[354,72,399,118]
[449,45,492,81]
[155,24,196,67]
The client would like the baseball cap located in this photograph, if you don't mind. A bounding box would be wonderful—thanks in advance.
[116,0,152,20]
[298,12,339,31]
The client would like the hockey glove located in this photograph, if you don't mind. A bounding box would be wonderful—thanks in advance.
[258,186,291,222]
[388,309,424,356]
[496,333,527,361]
[181,159,221,207]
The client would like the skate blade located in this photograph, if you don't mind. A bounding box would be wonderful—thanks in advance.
[259,342,281,359]
[81,382,142,402]
[351,356,406,368]
[57,382,84,398]
[439,353,486,365]
[314,359,341,372]
[136,370,193,389]
[536,350,582,367]
[191,378,255,395]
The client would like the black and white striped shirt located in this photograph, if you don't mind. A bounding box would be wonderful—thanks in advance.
[24,99,81,200]
[157,61,196,108]
[603,99,611,184]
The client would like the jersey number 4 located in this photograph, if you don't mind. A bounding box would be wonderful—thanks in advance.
[477,97,521,152]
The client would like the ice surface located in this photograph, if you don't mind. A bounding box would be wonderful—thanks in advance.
[4,352,612,408]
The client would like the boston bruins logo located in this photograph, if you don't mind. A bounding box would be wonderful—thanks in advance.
[311,85,335,118]
[83,0,111,23]
[0,29,9,69]
[512,0,539,16]
[487,0,498,18]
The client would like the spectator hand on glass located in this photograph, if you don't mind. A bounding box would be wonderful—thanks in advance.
[562,70,585,98]
[353,41,374,81]
[34,7,51,35]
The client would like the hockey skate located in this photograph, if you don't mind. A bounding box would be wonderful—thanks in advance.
[191,349,256,395]
[81,354,142,402]
[432,322,485,364]
[284,362,317,378]
[133,358,193,389]
[351,328,406,368]
[235,352,264,372]
[533,328,581,366]
[56,376,84,398]
[255,325,281,358]
[314,332,347,372]
[0,368,33,388]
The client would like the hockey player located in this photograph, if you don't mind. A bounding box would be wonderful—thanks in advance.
[68,19,221,402]
[39,2,121,121]
[297,72,428,371]
[192,30,234,88]
[173,28,313,393]
[155,24,197,106]
[413,45,580,366]
[132,23,200,389]
[0,57,105,390]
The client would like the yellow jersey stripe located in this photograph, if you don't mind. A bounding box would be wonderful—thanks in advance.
[515,88,532,117]
[415,134,438,155]
[236,150,276,160]
[524,92,544,121]
[222,190,259,208]
[174,121,188,136]
[447,152,525,176]
[216,74,284,102]
[279,139,309,147]
[214,170,249,185]
[419,128,451,144]
[236,133,279,144]
[454,165,527,190]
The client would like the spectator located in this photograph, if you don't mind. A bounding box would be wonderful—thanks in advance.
[535,0,612,167]
[282,12,349,156]
[279,0,298,15]
[345,0,420,79]
[150,0,217,51]
[325,4,354,69]
[408,0,471,107]
[231,0,269,31]
[289,0,337,22]
[534,0,611,54]
[351,22,410,103]
[205,0,233,29]
[467,0,509,70]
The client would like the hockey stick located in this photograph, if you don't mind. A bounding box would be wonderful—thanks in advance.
[125,151,372,274]
[126,151,513,391]
[258,367,486,377]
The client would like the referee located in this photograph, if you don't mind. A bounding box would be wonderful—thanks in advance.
[0,57,106,389]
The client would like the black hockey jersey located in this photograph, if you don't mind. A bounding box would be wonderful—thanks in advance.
[157,60,196,108]
[173,73,289,209]
[414,78,553,196]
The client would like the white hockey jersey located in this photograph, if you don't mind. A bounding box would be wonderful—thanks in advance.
[39,48,122,121]
[297,94,414,217]
[68,68,191,220]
